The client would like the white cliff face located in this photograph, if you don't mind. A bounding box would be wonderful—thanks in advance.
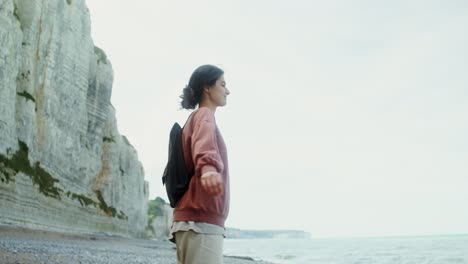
[0,0,148,237]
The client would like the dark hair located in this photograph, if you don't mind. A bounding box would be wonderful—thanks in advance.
[180,65,224,109]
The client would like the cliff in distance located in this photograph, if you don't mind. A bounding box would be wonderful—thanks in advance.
[226,228,311,239]
[0,0,148,237]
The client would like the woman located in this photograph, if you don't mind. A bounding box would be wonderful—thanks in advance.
[170,64,230,264]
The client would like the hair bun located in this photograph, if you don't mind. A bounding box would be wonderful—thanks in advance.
[186,85,194,97]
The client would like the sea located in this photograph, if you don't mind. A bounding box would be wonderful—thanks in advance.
[224,235,468,264]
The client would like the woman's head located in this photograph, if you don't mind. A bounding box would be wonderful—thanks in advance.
[180,65,227,110]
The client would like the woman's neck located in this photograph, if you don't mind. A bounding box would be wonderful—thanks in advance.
[199,101,217,113]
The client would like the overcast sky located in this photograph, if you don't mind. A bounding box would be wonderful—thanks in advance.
[86,0,468,238]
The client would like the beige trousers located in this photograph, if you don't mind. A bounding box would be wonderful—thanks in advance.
[175,230,224,264]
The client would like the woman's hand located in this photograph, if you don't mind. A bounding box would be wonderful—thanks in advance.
[200,171,223,196]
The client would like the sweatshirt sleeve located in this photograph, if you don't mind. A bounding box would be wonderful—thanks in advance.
[191,109,224,176]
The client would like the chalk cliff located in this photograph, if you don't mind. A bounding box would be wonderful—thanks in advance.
[0,0,148,237]
[147,197,173,239]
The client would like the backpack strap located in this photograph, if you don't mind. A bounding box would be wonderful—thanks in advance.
[181,111,196,130]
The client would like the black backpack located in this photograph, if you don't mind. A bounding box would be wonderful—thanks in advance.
[162,121,194,208]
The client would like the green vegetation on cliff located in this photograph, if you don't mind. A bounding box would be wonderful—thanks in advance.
[146,196,167,236]
[148,196,165,224]
[0,141,127,220]
[17,90,35,104]
[0,141,62,199]
[94,46,108,65]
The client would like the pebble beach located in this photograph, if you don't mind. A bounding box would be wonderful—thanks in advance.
[0,226,272,264]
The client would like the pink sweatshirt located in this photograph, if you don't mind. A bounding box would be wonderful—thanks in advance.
[173,107,230,227]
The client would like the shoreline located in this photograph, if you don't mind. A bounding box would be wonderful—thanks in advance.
[0,225,274,264]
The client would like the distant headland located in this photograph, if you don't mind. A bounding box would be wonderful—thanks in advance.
[226,228,311,239]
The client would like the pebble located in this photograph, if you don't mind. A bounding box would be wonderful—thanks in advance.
[0,226,272,264]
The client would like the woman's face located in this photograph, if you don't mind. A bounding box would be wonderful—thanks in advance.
[207,75,230,107]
